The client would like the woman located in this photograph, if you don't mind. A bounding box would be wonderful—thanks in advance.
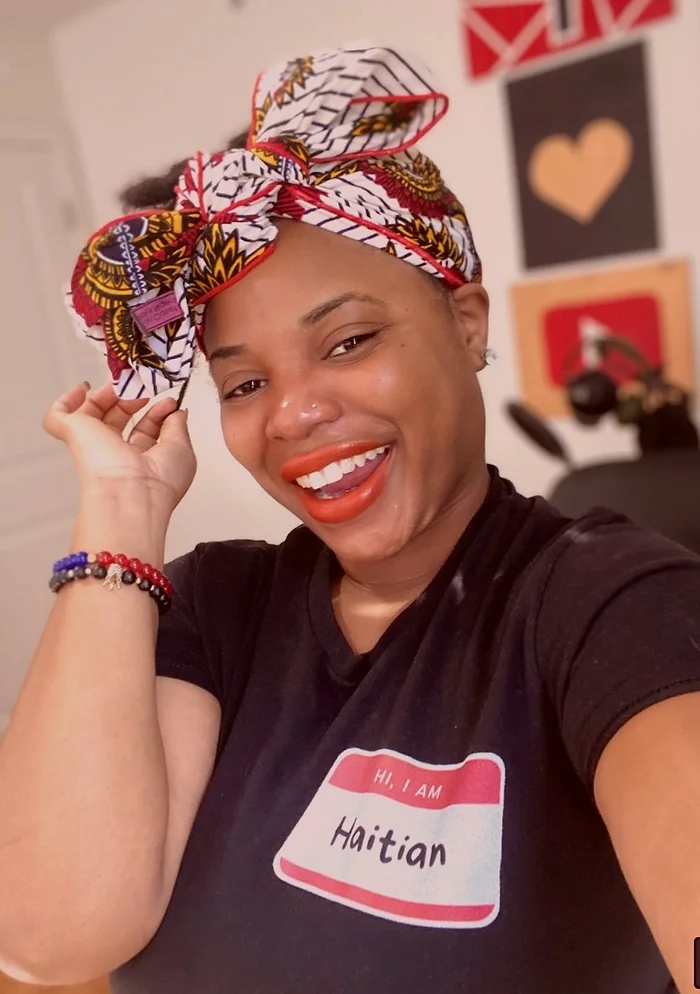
[0,43,699,994]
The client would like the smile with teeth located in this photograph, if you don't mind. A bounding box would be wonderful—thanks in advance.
[295,446,389,498]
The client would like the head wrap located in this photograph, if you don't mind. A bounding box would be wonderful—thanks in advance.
[66,42,482,399]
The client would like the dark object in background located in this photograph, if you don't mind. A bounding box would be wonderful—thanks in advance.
[506,43,658,269]
[549,451,700,555]
[638,401,700,453]
[506,402,572,466]
[567,370,618,424]
[506,393,700,555]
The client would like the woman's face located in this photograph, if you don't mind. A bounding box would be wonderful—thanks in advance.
[206,220,489,565]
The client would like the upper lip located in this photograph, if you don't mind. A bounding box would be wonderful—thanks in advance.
[280,441,389,482]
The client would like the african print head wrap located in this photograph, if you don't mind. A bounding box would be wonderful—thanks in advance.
[66,43,482,399]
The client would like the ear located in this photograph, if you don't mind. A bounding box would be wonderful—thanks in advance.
[450,282,490,369]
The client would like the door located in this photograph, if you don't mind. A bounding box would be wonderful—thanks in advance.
[0,125,101,729]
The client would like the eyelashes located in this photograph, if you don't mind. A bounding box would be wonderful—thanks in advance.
[326,331,378,359]
[223,378,265,401]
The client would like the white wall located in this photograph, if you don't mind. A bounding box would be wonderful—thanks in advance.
[50,0,700,556]
[0,31,64,118]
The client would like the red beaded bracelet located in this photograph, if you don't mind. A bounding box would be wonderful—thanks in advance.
[50,551,173,613]
[94,552,173,597]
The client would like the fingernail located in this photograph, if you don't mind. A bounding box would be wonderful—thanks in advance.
[82,380,91,390]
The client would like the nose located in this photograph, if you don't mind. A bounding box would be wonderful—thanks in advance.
[265,372,342,442]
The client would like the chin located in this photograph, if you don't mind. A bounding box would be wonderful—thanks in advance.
[311,505,417,565]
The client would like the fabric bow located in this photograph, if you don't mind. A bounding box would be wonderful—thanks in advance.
[66,43,482,399]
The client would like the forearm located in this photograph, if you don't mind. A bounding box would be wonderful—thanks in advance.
[0,487,172,976]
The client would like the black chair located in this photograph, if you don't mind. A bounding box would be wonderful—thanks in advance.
[548,450,700,555]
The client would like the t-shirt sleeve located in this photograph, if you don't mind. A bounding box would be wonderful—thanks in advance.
[155,545,220,700]
[534,518,700,793]
[155,539,278,710]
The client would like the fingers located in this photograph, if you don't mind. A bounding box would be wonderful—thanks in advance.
[42,382,91,439]
[83,382,149,433]
[127,396,179,451]
[44,380,152,439]
[157,407,190,447]
[44,382,186,456]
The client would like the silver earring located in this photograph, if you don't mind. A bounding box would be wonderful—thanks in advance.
[482,348,497,366]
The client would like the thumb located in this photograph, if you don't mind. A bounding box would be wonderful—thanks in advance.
[42,382,91,442]
[157,408,193,449]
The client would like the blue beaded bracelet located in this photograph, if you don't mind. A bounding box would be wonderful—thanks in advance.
[53,552,90,572]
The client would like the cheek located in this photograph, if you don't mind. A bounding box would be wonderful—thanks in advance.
[219,407,265,472]
[347,343,428,411]
[375,347,450,423]
[357,362,408,407]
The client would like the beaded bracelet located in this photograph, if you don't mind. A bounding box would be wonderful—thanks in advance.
[49,551,173,614]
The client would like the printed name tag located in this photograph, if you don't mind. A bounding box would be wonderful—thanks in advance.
[274,748,505,928]
[130,291,183,333]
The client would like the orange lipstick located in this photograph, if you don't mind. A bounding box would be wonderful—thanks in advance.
[280,442,392,525]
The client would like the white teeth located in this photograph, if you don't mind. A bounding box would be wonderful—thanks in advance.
[294,446,389,489]
[322,462,344,485]
[352,445,387,468]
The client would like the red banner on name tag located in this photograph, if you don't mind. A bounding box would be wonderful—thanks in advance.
[329,750,502,809]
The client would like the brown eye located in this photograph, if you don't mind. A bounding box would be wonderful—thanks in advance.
[223,378,266,401]
[327,332,378,359]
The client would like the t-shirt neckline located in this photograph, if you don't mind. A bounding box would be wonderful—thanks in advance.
[307,467,512,684]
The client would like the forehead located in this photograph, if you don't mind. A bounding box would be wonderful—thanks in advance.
[206,220,428,340]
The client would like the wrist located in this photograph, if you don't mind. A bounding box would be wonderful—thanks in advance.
[73,483,171,568]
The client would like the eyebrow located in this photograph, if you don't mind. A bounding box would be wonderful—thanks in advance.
[207,343,246,364]
[207,292,385,364]
[299,292,385,326]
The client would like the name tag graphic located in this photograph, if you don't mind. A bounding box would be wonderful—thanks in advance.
[274,748,505,928]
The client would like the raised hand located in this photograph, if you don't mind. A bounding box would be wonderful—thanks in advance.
[43,382,197,519]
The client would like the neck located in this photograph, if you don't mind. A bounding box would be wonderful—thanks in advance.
[336,463,491,603]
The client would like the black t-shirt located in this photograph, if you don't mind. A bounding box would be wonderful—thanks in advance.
[113,470,700,994]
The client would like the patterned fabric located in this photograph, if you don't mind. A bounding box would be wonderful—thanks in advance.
[66,43,483,398]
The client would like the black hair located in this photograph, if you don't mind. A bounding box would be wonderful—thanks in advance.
[119,129,250,212]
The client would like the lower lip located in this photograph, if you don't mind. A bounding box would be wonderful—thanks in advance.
[295,449,392,525]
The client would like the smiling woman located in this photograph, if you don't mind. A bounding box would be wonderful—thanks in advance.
[1,41,700,994]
